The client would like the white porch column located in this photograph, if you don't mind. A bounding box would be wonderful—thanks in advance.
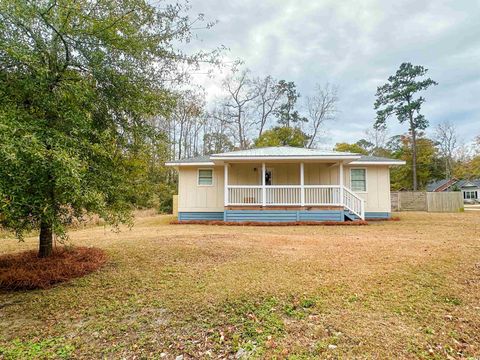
[224,163,229,207]
[262,162,266,207]
[339,161,344,205]
[300,162,305,206]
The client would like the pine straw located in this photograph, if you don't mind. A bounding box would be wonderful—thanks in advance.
[0,247,107,290]
[171,220,369,226]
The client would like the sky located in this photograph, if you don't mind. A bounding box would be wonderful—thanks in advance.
[186,0,480,148]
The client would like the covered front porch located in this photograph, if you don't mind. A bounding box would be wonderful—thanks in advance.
[223,161,365,220]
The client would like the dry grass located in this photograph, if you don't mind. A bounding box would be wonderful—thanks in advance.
[0,212,479,359]
[0,247,106,290]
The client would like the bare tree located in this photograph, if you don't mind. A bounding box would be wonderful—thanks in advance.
[434,121,458,179]
[170,89,205,159]
[203,106,235,154]
[222,69,258,149]
[365,126,388,154]
[252,75,283,137]
[305,83,338,148]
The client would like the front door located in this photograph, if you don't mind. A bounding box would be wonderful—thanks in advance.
[265,168,273,185]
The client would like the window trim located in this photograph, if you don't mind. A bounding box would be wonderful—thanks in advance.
[197,168,214,186]
[350,167,367,193]
[463,190,478,199]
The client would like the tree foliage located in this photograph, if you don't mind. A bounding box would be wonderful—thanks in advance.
[274,80,307,128]
[374,62,437,190]
[254,126,309,148]
[0,0,215,256]
[333,142,369,155]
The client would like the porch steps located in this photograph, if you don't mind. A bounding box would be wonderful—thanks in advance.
[344,210,361,221]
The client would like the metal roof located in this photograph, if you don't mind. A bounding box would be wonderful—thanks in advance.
[350,155,405,164]
[211,146,358,158]
[165,147,405,166]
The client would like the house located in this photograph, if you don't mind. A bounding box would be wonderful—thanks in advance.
[427,178,480,204]
[165,146,405,222]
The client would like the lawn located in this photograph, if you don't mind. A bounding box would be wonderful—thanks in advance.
[0,212,479,359]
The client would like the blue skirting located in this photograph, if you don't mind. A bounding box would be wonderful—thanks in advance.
[365,212,391,219]
[178,212,224,221]
[177,210,390,222]
[224,210,344,222]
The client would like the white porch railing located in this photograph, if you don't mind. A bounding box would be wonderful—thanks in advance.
[226,185,365,219]
[343,187,365,220]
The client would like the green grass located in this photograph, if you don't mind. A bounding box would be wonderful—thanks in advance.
[1,212,479,358]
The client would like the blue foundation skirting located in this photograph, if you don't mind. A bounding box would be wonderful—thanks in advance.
[178,210,345,222]
[178,212,224,221]
[365,212,391,219]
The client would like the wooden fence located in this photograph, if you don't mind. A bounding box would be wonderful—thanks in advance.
[391,191,463,212]
[426,192,464,212]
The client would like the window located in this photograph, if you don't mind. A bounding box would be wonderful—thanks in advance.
[350,169,366,192]
[463,190,478,200]
[198,169,213,186]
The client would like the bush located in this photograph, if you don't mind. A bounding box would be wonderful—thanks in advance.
[0,247,107,290]
[158,183,176,214]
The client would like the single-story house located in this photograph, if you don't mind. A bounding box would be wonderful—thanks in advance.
[427,178,480,203]
[166,146,405,222]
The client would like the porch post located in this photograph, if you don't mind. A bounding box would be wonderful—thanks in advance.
[262,162,266,207]
[224,163,229,207]
[339,161,344,205]
[300,162,305,206]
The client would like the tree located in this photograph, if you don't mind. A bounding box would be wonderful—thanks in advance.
[374,62,437,190]
[365,127,389,156]
[434,121,458,179]
[254,126,309,148]
[203,133,234,154]
[389,134,443,190]
[222,69,258,149]
[170,89,205,159]
[275,80,307,128]
[334,142,369,155]
[305,83,337,148]
[0,0,215,257]
[252,75,283,137]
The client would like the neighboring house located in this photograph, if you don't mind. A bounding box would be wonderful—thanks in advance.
[165,146,405,222]
[427,178,480,204]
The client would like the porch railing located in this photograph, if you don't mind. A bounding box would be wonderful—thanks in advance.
[226,185,364,219]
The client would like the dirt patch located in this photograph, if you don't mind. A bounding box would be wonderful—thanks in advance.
[0,247,107,290]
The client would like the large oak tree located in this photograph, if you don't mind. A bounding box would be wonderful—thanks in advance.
[0,0,216,257]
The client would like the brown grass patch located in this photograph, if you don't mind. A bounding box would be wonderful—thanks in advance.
[171,220,369,226]
[0,247,107,290]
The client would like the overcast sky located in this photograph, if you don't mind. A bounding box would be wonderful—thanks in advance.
[187,0,480,147]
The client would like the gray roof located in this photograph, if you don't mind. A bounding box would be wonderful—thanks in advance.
[166,147,404,165]
[455,179,480,188]
[166,155,212,164]
[353,155,405,163]
[211,146,358,158]
[427,178,480,191]
[427,179,451,191]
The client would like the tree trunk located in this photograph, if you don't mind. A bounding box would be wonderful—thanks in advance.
[411,127,418,191]
[39,221,53,258]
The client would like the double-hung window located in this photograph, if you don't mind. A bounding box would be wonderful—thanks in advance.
[350,169,366,192]
[198,169,213,186]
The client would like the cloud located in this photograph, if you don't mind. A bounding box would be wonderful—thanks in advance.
[185,0,480,146]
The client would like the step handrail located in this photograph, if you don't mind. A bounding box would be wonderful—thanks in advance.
[342,186,365,220]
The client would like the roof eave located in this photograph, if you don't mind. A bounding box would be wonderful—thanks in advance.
[165,161,215,167]
[210,155,362,161]
[350,160,406,166]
